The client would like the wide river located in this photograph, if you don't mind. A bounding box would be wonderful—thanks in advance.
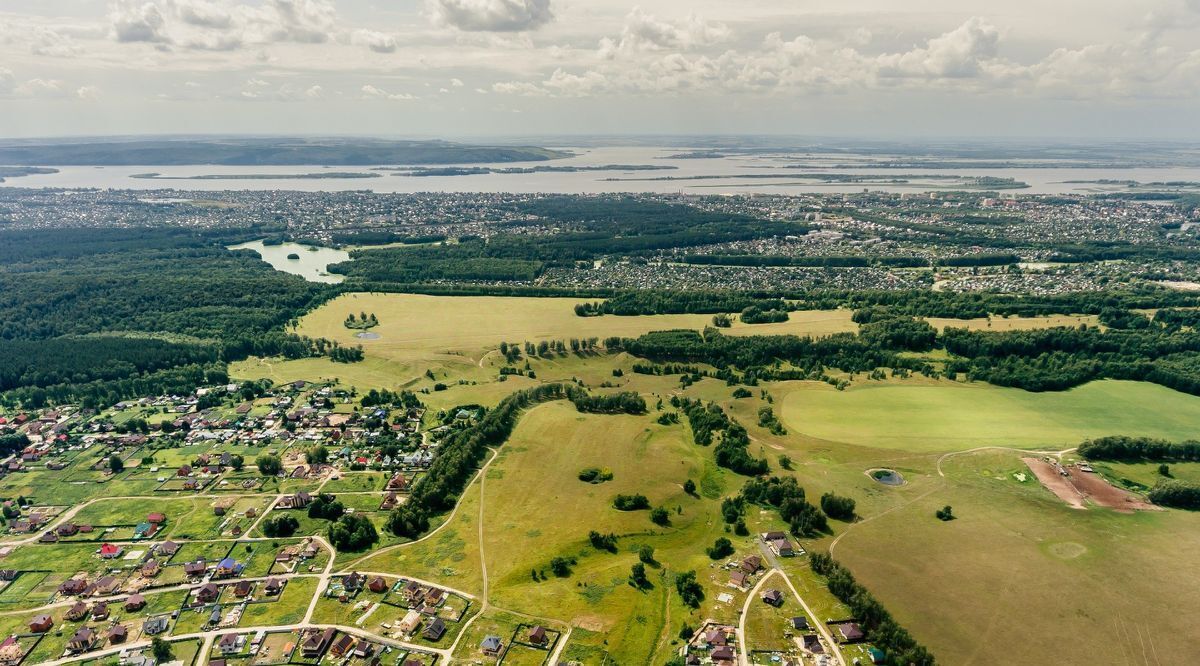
[8,146,1200,195]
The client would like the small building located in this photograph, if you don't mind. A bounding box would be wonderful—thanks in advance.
[423,617,446,641]
[791,616,809,631]
[741,555,763,573]
[144,617,169,635]
[342,572,365,592]
[802,634,824,654]
[158,540,180,556]
[91,601,109,620]
[761,589,784,606]
[107,624,128,644]
[301,628,336,658]
[729,571,748,589]
[712,646,735,664]
[196,582,219,603]
[528,625,548,646]
[215,557,241,578]
[398,609,421,634]
[142,559,161,578]
[184,560,207,577]
[125,594,146,611]
[264,577,284,595]
[330,634,356,658]
[68,627,96,653]
[98,543,123,559]
[28,614,53,633]
[218,633,241,654]
[66,601,89,621]
[481,635,503,656]
[233,580,253,598]
[837,622,865,643]
[368,576,389,593]
[147,512,166,524]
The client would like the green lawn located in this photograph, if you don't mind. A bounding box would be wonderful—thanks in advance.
[781,379,1200,450]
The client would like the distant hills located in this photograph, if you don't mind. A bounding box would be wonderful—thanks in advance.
[0,137,570,166]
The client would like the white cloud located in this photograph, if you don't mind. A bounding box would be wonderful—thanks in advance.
[110,1,170,44]
[876,17,1002,79]
[14,78,64,97]
[105,0,339,50]
[450,77,465,87]
[362,84,416,100]
[599,7,730,57]
[353,29,397,53]
[30,28,84,57]
[305,84,324,98]
[76,85,101,100]
[430,0,553,32]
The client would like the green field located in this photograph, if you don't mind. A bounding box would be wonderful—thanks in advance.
[781,379,1200,450]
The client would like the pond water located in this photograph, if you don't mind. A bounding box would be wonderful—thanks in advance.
[227,240,349,284]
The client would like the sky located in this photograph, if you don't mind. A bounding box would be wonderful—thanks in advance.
[1,0,1199,139]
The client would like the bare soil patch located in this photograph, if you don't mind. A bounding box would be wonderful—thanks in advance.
[1024,458,1157,512]
[1023,458,1086,509]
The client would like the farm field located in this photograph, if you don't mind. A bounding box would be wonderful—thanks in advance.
[780,379,1200,451]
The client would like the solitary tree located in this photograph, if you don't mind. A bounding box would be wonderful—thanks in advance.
[151,637,173,663]
[683,479,697,495]
[108,454,125,473]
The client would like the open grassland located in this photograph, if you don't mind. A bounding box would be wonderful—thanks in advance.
[780,379,1200,451]
[476,401,756,664]
[832,449,1200,665]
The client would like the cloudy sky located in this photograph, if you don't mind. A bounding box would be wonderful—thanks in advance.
[1,0,1199,139]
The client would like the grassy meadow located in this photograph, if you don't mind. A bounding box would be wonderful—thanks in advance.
[222,293,1200,663]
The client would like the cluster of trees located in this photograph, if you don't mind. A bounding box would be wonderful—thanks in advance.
[578,467,614,483]
[588,531,619,552]
[0,434,30,457]
[809,552,936,666]
[740,477,829,537]
[739,305,789,324]
[343,312,379,329]
[757,406,787,436]
[613,494,651,511]
[674,570,705,608]
[820,493,857,521]
[360,388,422,408]
[262,515,299,537]
[307,493,345,520]
[386,383,583,538]
[567,389,647,415]
[1148,482,1200,510]
[1078,435,1200,462]
[255,453,283,476]
[706,537,734,559]
[576,293,790,317]
[327,514,378,552]
[672,396,768,475]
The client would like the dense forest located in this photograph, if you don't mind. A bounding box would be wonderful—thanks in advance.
[0,228,350,407]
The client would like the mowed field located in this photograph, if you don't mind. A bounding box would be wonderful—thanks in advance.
[831,449,1200,665]
[779,379,1200,451]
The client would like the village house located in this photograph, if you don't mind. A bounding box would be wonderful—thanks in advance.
[330,634,356,658]
[98,543,123,559]
[158,540,180,556]
[301,628,336,658]
[143,617,169,636]
[481,635,503,656]
[184,560,207,577]
[218,633,242,654]
[423,617,446,641]
[107,624,128,644]
[28,614,53,633]
[196,582,219,604]
[368,576,389,593]
[761,589,784,606]
[65,601,88,621]
[264,577,284,595]
[68,627,96,653]
[125,594,146,611]
[528,625,549,646]
[91,601,109,620]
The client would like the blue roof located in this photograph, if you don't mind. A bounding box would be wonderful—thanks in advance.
[218,557,237,568]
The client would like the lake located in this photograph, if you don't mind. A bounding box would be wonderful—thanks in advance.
[10,146,1200,195]
[227,240,349,284]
